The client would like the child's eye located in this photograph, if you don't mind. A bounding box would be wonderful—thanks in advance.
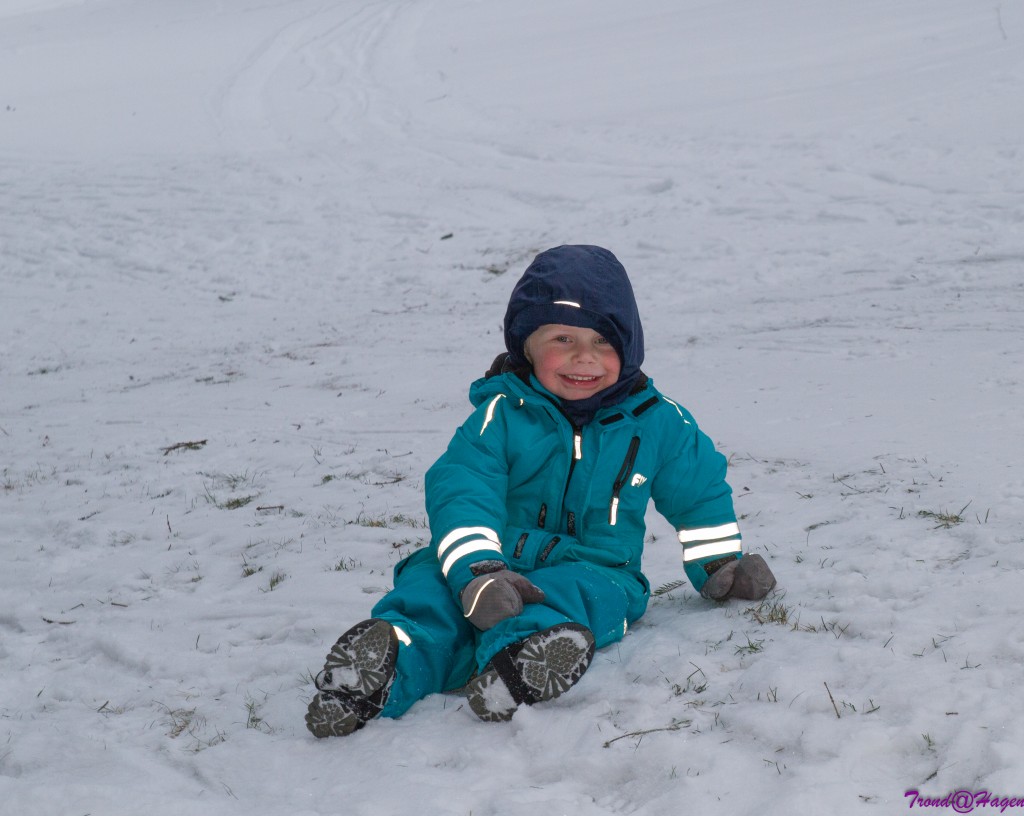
[595,336,609,345]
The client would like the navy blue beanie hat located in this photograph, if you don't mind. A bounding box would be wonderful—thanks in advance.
[504,245,645,421]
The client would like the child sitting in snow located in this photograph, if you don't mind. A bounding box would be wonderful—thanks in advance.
[305,244,776,738]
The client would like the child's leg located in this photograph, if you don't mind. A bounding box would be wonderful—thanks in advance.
[369,548,478,718]
[460,564,647,722]
[474,562,649,671]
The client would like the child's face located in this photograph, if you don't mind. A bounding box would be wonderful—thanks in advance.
[523,324,621,401]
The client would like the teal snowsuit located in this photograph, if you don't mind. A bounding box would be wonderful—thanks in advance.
[371,369,741,718]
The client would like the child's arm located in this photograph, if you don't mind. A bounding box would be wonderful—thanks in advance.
[423,397,515,602]
[650,409,774,599]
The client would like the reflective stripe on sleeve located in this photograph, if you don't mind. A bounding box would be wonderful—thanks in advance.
[677,522,741,544]
[682,540,743,563]
[662,396,684,417]
[479,394,507,436]
[437,526,500,559]
[679,522,742,563]
[441,540,503,577]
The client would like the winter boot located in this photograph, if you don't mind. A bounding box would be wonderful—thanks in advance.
[305,618,398,738]
[464,623,595,722]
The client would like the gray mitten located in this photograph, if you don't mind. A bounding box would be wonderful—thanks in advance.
[700,554,776,601]
[461,570,546,630]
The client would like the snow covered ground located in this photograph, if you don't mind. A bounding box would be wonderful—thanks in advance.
[2,1,1023,813]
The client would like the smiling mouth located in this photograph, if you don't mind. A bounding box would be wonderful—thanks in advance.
[560,374,601,384]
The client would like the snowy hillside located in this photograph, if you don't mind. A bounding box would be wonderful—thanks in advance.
[2,1,1023,814]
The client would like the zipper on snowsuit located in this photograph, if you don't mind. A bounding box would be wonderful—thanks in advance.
[564,423,583,488]
[609,436,641,526]
[536,390,584,540]
[562,423,583,538]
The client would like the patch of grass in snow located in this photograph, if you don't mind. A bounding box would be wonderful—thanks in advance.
[244,694,272,734]
[221,494,257,510]
[760,686,779,703]
[167,559,203,583]
[201,470,264,510]
[202,484,258,510]
[392,512,427,527]
[734,634,765,656]
[666,663,708,696]
[202,470,264,491]
[745,597,792,626]
[791,616,850,638]
[96,700,132,716]
[349,511,427,529]
[241,555,262,577]
[161,705,197,738]
[389,536,429,553]
[917,501,972,529]
[263,570,287,591]
[2,465,57,492]
[652,578,687,597]
[160,439,207,456]
[350,512,388,528]
[343,468,408,487]
[156,703,225,752]
[244,536,301,556]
